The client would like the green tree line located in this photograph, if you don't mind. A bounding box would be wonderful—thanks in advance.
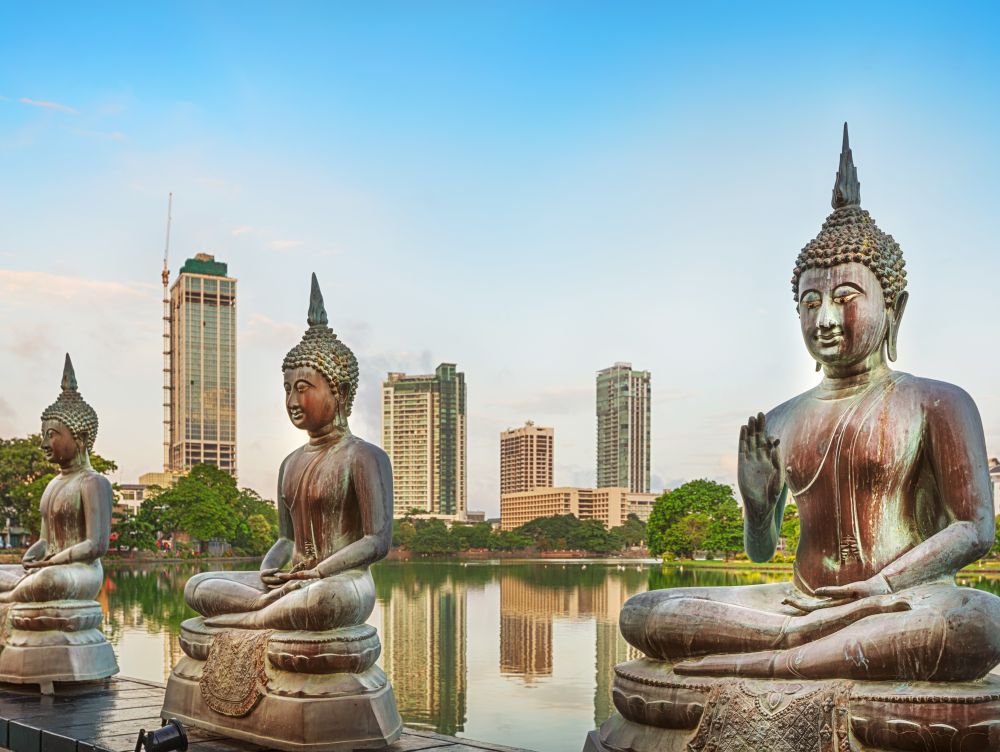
[393,512,647,556]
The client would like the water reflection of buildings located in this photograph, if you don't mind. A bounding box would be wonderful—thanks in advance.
[500,612,553,679]
[381,577,468,735]
[498,569,643,723]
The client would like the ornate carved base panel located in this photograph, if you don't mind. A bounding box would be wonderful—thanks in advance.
[589,659,1000,752]
[686,681,851,752]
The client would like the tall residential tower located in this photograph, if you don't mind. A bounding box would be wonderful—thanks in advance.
[382,363,467,519]
[596,362,650,493]
[165,254,237,476]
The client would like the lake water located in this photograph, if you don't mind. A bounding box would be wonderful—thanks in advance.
[100,559,1000,752]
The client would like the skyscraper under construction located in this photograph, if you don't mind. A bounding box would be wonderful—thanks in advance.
[163,253,237,476]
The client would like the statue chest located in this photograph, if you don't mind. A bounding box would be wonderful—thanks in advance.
[781,379,924,584]
[281,448,359,557]
[40,474,85,545]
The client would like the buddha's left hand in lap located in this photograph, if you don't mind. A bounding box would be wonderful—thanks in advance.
[813,574,892,602]
[275,567,322,582]
[783,575,893,613]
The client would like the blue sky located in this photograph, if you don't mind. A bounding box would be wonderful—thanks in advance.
[2,3,1000,514]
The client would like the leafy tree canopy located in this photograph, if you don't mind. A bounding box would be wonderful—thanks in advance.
[647,479,743,559]
[141,464,277,555]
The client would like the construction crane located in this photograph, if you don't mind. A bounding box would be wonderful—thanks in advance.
[162,193,172,472]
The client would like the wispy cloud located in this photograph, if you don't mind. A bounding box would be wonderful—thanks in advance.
[269,240,303,251]
[243,313,300,346]
[72,129,126,142]
[19,97,76,114]
[10,325,56,364]
[231,225,256,237]
[0,269,154,304]
[0,396,17,436]
[492,384,593,415]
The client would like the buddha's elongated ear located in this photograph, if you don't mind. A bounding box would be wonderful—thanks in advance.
[886,291,908,362]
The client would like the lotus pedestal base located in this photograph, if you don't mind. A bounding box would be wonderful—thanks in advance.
[0,600,118,694]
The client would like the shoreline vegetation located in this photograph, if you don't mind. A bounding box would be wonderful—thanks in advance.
[0,550,986,579]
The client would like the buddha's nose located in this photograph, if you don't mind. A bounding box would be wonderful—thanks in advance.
[817,298,838,328]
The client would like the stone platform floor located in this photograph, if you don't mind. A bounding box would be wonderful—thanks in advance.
[0,676,535,752]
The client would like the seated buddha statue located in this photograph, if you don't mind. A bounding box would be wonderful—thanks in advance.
[0,355,112,605]
[0,354,117,690]
[620,125,1000,684]
[162,274,401,751]
[182,275,391,631]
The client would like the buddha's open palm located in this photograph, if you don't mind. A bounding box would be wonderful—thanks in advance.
[738,412,784,519]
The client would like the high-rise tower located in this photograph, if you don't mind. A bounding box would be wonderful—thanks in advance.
[381,363,466,519]
[500,421,554,498]
[166,254,237,476]
[596,362,650,493]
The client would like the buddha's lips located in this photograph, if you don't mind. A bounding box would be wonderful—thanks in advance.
[288,407,304,421]
[815,332,844,346]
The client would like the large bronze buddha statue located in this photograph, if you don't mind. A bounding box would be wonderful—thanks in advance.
[162,275,402,751]
[0,355,118,693]
[587,126,1000,752]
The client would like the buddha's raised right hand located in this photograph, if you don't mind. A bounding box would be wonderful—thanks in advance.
[738,412,784,522]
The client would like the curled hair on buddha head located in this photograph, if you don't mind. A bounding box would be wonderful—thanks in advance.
[791,123,907,308]
[282,273,360,416]
[40,354,99,453]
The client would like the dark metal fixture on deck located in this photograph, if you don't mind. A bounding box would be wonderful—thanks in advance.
[134,718,188,752]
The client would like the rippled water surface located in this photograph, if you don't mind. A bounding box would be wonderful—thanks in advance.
[100,560,1000,752]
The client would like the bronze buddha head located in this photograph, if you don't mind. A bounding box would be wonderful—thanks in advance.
[792,124,909,370]
[282,273,359,432]
[40,354,98,465]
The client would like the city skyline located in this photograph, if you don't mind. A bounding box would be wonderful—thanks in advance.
[3,4,1000,517]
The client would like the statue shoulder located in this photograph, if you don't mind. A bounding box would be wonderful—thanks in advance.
[81,471,113,499]
[900,373,982,420]
[279,446,305,471]
[346,436,391,469]
[765,390,815,430]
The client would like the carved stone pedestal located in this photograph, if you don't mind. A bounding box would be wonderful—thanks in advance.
[584,659,1000,752]
[0,600,118,694]
[162,617,402,751]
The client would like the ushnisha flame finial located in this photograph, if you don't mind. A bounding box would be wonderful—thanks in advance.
[282,273,360,415]
[831,122,861,209]
[41,353,98,452]
[307,271,329,328]
[61,352,78,392]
